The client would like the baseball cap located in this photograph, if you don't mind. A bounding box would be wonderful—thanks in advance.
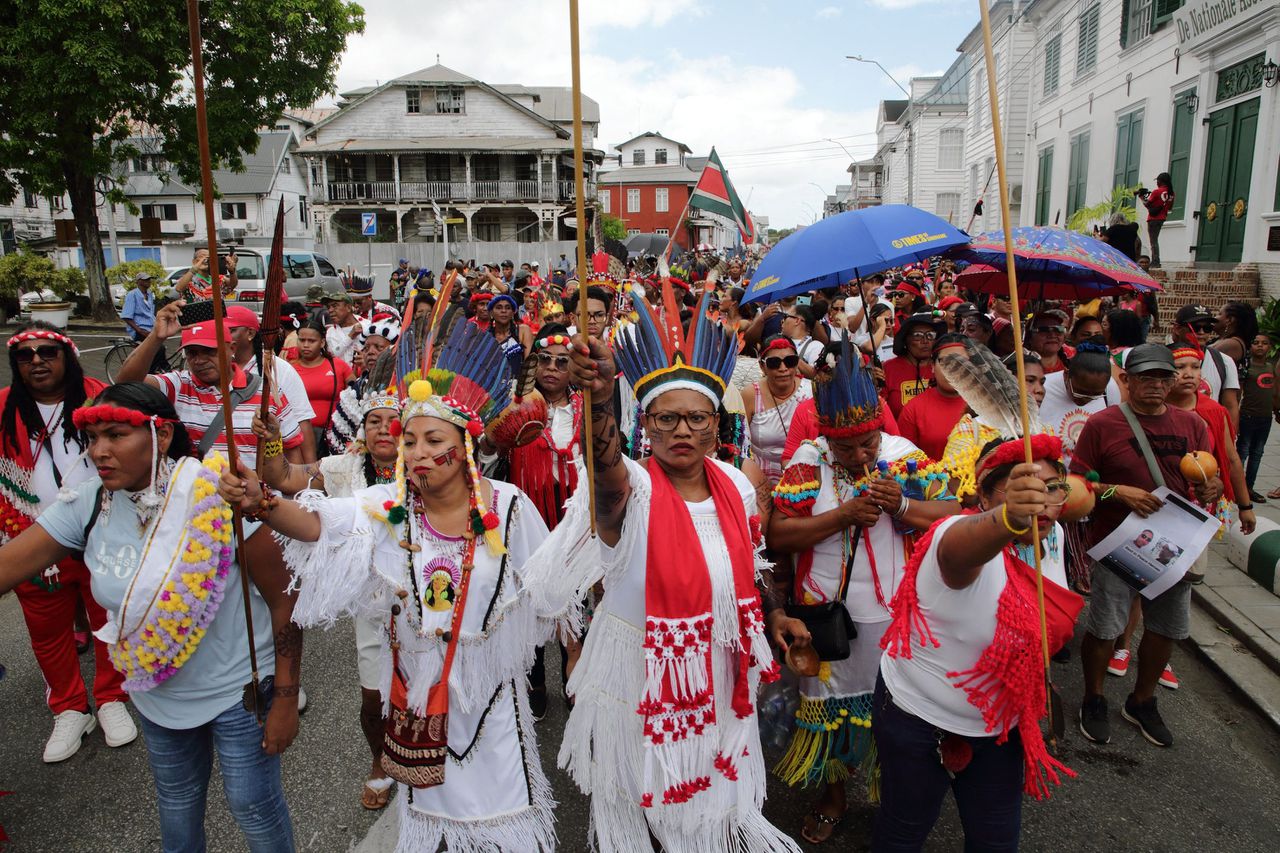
[501,259,514,268]
[321,290,352,304]
[1174,304,1213,325]
[181,323,232,349]
[305,284,327,302]
[1123,343,1176,374]
[950,300,982,316]
[225,305,260,331]
[134,271,153,282]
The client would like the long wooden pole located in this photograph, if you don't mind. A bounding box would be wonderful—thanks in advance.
[186,0,263,722]
[977,0,1054,739]
[568,0,597,533]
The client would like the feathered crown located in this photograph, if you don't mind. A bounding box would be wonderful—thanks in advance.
[401,320,513,433]
[613,281,736,411]
[341,270,373,296]
[814,338,883,437]
[934,337,1060,485]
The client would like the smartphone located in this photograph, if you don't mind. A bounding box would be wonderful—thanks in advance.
[178,300,216,327]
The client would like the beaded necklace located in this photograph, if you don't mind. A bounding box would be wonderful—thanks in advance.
[400,491,477,639]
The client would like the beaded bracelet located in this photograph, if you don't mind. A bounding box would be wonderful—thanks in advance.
[262,438,284,459]
[1001,504,1030,536]
[244,487,280,521]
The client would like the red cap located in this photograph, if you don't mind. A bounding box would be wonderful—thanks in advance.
[937,295,965,310]
[225,306,260,331]
[181,323,233,348]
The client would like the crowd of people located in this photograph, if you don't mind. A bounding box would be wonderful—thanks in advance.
[0,245,1272,852]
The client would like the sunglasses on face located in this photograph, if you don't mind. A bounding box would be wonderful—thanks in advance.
[907,331,937,342]
[762,354,800,370]
[535,352,569,370]
[888,291,909,299]
[906,277,924,284]
[1032,325,1065,335]
[14,345,62,364]
[1190,322,1214,334]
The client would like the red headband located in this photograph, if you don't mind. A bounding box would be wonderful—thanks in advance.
[1170,345,1203,362]
[763,337,796,354]
[975,434,1064,482]
[72,404,171,430]
[533,333,571,350]
[8,329,78,356]
[470,292,494,305]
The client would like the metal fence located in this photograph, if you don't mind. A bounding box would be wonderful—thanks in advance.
[313,240,583,277]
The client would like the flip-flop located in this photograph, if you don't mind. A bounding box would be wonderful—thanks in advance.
[1268,486,1280,500]
[800,810,844,845]
[361,777,394,810]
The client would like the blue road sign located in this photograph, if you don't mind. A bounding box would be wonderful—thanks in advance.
[361,212,377,237]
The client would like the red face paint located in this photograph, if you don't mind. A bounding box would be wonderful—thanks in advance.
[433,447,458,467]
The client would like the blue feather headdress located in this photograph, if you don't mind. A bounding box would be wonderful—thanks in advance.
[613,281,737,411]
[402,319,513,431]
[814,337,884,437]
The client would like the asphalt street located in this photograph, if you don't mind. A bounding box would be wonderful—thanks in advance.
[1,327,1279,852]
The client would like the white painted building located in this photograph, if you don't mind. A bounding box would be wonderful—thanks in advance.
[297,63,603,247]
[1017,0,1280,297]
[0,186,62,256]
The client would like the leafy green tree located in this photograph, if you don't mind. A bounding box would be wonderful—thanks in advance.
[1067,185,1140,234]
[0,0,365,320]
[105,258,168,290]
[600,213,627,242]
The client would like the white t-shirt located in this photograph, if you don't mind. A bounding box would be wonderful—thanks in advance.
[1039,372,1118,466]
[1201,348,1240,402]
[245,356,317,422]
[793,335,824,366]
[28,402,94,510]
[879,515,1066,736]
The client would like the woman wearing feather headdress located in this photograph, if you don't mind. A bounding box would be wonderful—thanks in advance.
[875,336,1085,851]
[218,321,558,852]
[527,281,799,852]
[766,338,958,844]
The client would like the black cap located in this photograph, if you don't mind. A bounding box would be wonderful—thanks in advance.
[1123,343,1176,374]
[501,259,514,268]
[1174,304,1212,325]
[952,301,982,317]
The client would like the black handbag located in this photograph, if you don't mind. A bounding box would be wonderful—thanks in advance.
[785,531,858,661]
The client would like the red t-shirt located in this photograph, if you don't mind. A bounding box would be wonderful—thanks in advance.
[782,397,900,464]
[881,357,933,418]
[1069,405,1212,546]
[292,358,353,428]
[1145,186,1174,221]
[898,387,969,461]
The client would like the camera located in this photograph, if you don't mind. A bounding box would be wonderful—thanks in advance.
[1135,187,1150,199]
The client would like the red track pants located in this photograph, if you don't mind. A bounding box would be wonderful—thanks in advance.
[12,559,127,715]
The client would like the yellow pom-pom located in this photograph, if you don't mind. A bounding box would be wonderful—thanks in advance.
[408,379,433,402]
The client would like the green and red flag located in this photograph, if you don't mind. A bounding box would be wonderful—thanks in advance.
[689,147,754,244]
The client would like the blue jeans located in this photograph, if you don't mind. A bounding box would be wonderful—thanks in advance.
[871,673,1023,852]
[1236,415,1272,492]
[138,700,295,853]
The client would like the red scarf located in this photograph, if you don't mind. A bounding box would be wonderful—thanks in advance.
[1193,395,1235,503]
[509,393,581,529]
[882,515,1084,799]
[639,459,777,807]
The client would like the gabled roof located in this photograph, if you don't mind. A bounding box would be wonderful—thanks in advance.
[311,63,576,141]
[611,132,692,154]
[918,53,969,108]
[123,131,294,198]
[492,85,600,124]
[282,107,338,126]
[881,100,909,123]
[597,164,701,185]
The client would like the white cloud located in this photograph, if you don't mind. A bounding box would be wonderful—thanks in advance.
[815,5,842,18]
[866,0,967,9]
[326,0,874,228]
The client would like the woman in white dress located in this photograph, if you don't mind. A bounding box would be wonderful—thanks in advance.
[219,322,556,853]
[527,283,799,853]
[743,335,812,485]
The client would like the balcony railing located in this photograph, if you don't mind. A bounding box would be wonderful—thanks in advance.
[314,179,595,205]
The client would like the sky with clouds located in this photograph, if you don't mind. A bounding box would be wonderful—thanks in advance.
[328,0,979,229]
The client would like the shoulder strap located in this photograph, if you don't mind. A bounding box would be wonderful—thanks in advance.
[196,372,263,457]
[1119,403,1165,488]
[80,484,106,549]
[837,528,860,604]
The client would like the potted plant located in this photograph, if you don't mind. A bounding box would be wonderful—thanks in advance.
[0,250,86,328]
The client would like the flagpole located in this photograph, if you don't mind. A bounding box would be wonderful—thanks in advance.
[568,0,597,534]
[186,0,263,723]
[977,0,1055,742]
[661,191,695,265]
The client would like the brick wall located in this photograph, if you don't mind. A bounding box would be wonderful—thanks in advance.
[1149,263,1262,334]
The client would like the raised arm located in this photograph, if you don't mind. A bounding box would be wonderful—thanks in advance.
[0,525,72,596]
[935,462,1047,590]
[116,300,184,386]
[567,333,629,546]
[218,459,324,543]
[252,412,325,496]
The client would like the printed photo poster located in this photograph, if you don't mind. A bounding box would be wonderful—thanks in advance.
[1086,487,1220,599]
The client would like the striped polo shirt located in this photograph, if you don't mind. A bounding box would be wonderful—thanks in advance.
[154,365,304,467]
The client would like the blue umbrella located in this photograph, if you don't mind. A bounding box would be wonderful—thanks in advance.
[742,204,971,304]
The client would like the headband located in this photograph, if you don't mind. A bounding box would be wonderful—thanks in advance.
[533,334,571,351]
[360,392,402,419]
[974,434,1064,484]
[762,337,796,354]
[9,329,78,356]
[400,379,484,437]
[1170,345,1203,362]
[470,292,494,305]
[72,404,171,430]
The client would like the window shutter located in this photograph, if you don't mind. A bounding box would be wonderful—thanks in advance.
[1168,91,1194,219]
[1120,0,1131,48]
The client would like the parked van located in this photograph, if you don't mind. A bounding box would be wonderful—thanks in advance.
[230,249,342,311]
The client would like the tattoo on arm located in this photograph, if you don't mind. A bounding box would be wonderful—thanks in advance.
[273,622,303,684]
[273,684,300,698]
[754,480,773,525]
[590,409,623,470]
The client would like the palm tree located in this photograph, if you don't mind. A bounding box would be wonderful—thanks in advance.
[1067,184,1141,234]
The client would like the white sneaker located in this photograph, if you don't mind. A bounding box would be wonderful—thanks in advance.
[97,702,138,747]
[43,710,96,763]
[297,686,308,714]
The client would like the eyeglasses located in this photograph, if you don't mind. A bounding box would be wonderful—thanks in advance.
[646,410,716,433]
[587,311,608,322]
[14,345,63,364]
[762,354,801,370]
[1032,325,1065,335]
[905,277,924,284]
[1190,322,1214,334]
[907,331,937,342]
[1128,372,1174,384]
[994,294,1011,301]
[888,291,909,299]
[535,352,569,370]
[992,481,1071,507]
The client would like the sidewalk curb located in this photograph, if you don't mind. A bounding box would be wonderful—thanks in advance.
[1191,582,1280,675]
[1187,598,1280,735]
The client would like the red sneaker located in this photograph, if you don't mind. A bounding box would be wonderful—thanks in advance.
[1158,664,1179,690]
[1107,649,1130,677]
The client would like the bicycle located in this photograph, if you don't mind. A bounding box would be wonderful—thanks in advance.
[103,337,183,383]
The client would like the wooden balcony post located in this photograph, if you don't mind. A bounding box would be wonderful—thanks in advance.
[393,153,401,202]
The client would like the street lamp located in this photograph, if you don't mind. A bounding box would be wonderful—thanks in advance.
[799,201,818,224]
[846,55,910,96]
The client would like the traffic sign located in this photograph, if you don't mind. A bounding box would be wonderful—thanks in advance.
[360,212,377,237]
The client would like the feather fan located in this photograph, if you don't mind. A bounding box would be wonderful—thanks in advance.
[934,338,1045,438]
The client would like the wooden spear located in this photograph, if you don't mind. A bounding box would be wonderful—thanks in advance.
[976,0,1057,742]
[186,0,264,723]
[568,0,597,533]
